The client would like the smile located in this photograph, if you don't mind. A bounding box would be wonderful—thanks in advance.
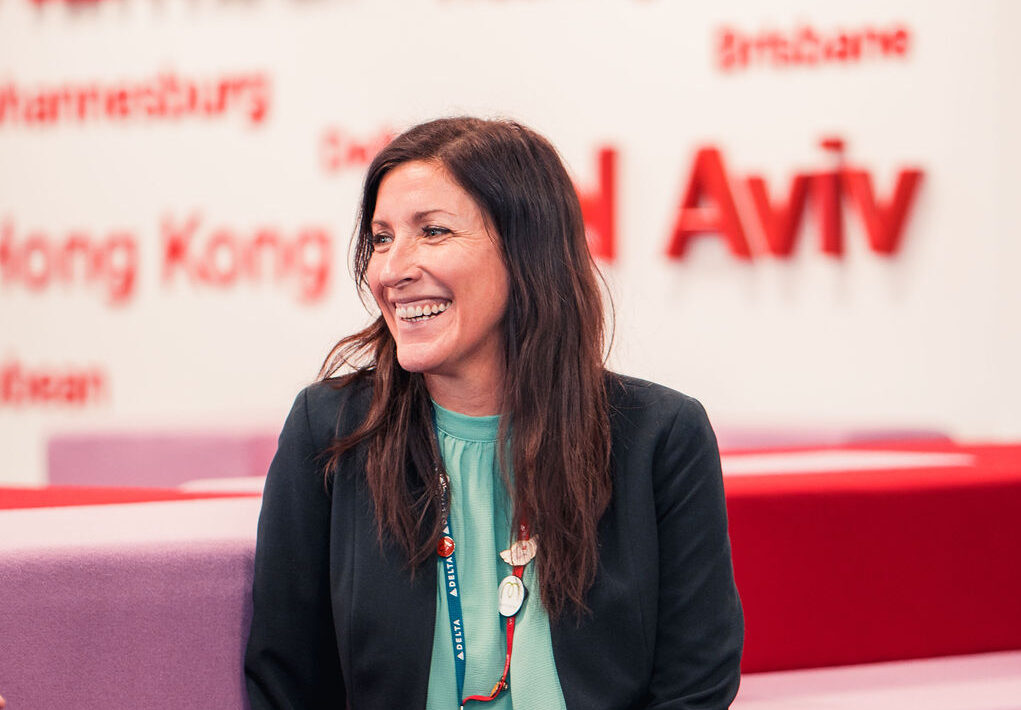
[395,300,451,322]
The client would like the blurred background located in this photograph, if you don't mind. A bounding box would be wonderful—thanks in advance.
[2,0,1020,485]
[3,2,1021,708]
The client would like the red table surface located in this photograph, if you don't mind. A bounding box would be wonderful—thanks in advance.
[0,485,260,510]
[727,441,1021,672]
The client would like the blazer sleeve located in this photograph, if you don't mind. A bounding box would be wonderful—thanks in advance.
[244,387,347,709]
[647,396,743,709]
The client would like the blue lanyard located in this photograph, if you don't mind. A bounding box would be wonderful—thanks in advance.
[439,509,468,703]
[435,411,526,708]
[433,411,468,701]
[438,473,528,709]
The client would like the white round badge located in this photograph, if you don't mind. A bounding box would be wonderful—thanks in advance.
[497,575,526,617]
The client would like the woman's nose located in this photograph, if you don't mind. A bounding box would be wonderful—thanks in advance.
[377,235,421,288]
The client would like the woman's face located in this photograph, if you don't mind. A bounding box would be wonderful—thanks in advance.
[366,160,510,388]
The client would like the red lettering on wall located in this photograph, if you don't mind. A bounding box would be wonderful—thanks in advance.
[842,168,925,254]
[160,213,334,303]
[666,138,924,260]
[666,148,752,260]
[29,0,107,5]
[321,127,395,173]
[577,147,617,261]
[0,220,138,304]
[0,71,270,128]
[0,358,108,407]
[813,170,844,256]
[717,23,912,72]
[744,174,810,257]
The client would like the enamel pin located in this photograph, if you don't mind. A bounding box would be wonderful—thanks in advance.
[437,536,455,557]
[499,537,538,567]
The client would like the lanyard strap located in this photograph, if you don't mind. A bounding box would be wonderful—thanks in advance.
[441,518,468,702]
[434,411,532,708]
[438,475,468,702]
[460,520,530,706]
[437,489,532,708]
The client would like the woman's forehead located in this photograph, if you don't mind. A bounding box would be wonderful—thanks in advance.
[372,161,484,225]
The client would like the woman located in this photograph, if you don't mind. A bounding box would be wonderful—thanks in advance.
[244,117,743,709]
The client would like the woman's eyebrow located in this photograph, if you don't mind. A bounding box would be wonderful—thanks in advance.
[413,209,456,222]
[371,209,456,229]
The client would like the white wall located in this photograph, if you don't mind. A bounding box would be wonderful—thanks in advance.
[2,0,1019,484]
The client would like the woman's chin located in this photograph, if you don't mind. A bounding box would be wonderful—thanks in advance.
[395,347,441,376]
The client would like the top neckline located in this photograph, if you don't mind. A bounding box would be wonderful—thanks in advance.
[431,400,501,443]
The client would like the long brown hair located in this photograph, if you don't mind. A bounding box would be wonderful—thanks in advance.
[320,117,612,619]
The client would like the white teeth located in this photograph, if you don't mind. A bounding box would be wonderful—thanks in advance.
[394,301,451,321]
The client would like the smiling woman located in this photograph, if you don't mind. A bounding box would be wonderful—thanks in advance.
[366,160,510,414]
[244,117,743,710]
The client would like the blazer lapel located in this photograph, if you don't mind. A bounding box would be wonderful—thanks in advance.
[345,471,438,710]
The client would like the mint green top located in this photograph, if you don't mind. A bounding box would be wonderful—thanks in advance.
[425,402,567,710]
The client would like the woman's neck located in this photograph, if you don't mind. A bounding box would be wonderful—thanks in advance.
[424,370,504,416]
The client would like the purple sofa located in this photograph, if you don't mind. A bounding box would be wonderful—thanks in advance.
[0,497,261,710]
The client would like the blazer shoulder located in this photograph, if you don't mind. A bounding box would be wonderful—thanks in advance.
[607,372,709,427]
[294,373,374,452]
[604,372,717,470]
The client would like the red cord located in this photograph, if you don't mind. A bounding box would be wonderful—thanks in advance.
[461,523,529,706]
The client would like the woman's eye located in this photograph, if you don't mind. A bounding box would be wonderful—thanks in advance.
[423,226,450,238]
[371,233,393,249]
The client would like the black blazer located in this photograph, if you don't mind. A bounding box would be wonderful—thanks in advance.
[245,374,743,709]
